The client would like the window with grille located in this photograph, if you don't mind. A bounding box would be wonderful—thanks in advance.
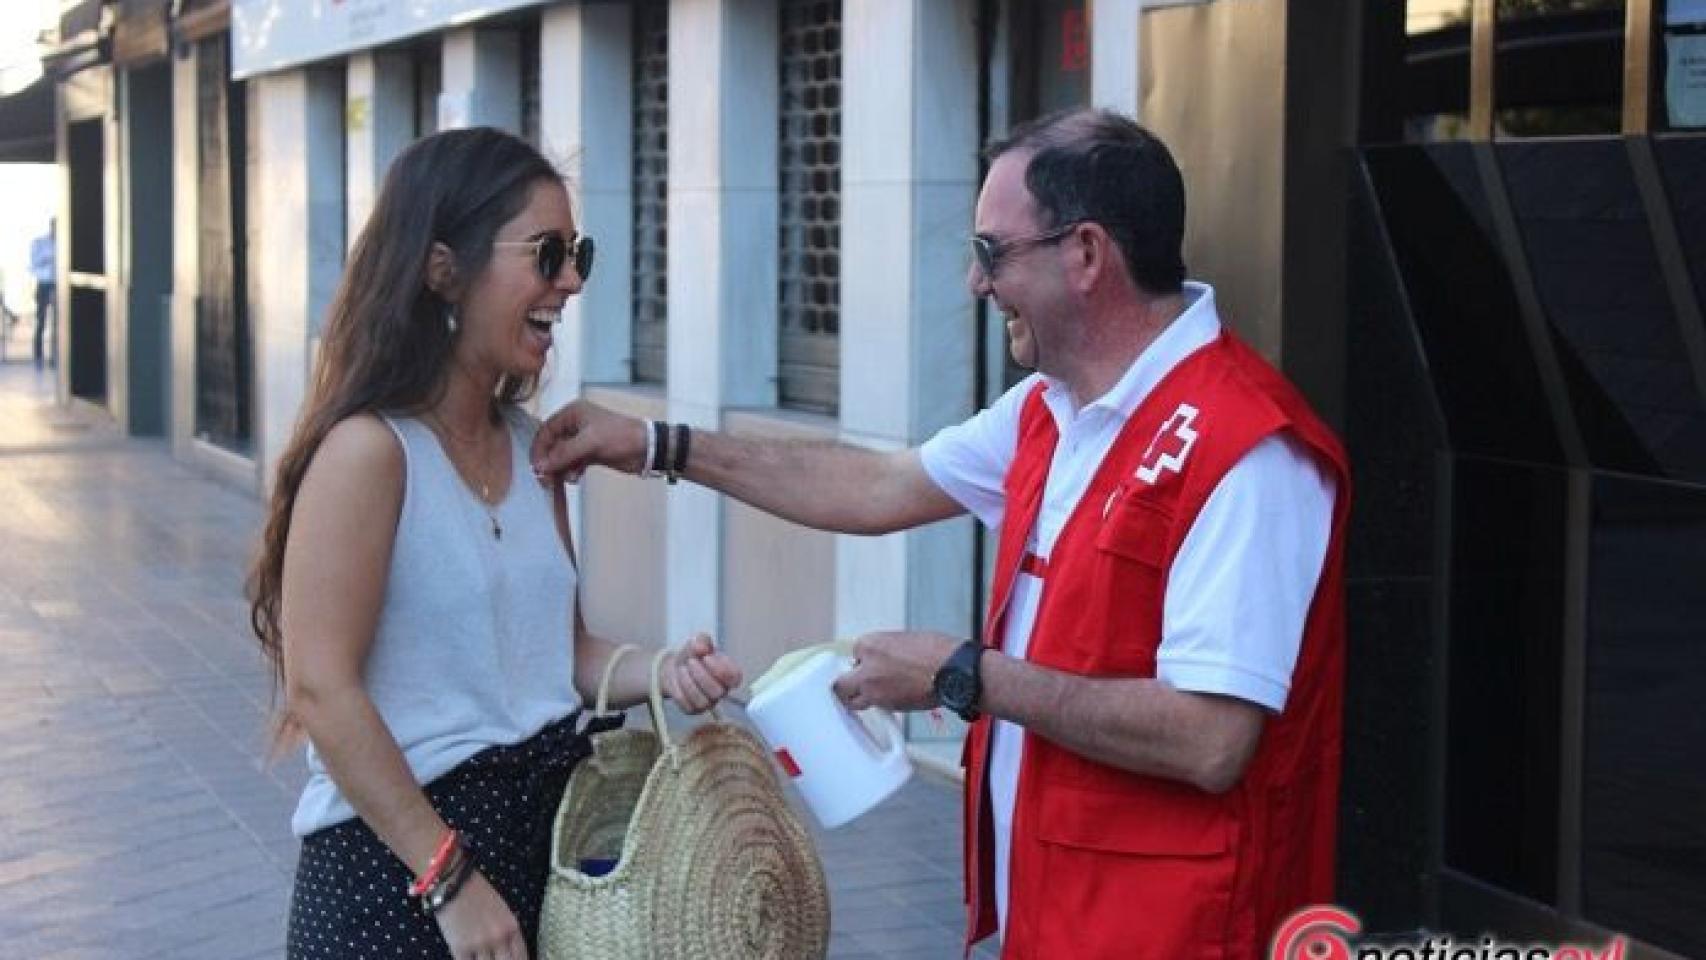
[520,18,540,146]
[631,0,669,384]
[777,0,842,414]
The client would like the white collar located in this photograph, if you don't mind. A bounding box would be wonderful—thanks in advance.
[1039,281,1222,425]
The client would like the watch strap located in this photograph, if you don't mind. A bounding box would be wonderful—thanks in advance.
[935,639,985,722]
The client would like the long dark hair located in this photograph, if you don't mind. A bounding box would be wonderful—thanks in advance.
[248,127,561,710]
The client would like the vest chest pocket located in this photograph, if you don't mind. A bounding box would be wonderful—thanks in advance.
[1092,491,1173,617]
[1058,490,1171,674]
[1094,491,1172,567]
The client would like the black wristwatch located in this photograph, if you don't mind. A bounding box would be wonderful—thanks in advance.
[932,640,985,722]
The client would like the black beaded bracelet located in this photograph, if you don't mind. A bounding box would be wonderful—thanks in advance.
[421,848,477,915]
[667,423,691,484]
[650,419,670,476]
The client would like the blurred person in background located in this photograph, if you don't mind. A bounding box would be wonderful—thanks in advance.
[29,218,53,369]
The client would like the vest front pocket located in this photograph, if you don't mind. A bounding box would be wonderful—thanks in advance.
[1025,782,1235,960]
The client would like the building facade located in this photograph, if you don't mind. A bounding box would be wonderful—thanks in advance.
[37,0,1705,955]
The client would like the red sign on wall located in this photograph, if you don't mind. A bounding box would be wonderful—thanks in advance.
[1062,9,1089,72]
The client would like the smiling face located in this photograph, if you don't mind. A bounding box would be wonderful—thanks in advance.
[451,178,584,379]
[967,151,1074,374]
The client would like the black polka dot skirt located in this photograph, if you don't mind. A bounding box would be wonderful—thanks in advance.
[286,711,621,959]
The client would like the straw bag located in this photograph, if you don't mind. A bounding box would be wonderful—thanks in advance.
[538,645,830,959]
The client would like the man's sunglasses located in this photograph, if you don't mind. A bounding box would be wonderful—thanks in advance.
[969,222,1083,281]
[494,231,596,283]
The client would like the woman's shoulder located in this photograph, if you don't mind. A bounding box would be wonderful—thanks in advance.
[290,413,407,536]
[310,413,406,486]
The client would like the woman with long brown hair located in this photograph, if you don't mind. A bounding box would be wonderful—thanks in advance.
[249,127,741,960]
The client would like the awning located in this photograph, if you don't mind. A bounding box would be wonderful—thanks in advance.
[60,0,105,40]
[43,0,112,80]
[0,72,55,164]
[114,0,171,66]
[40,36,109,79]
[176,0,230,46]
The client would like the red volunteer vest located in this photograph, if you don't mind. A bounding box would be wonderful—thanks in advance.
[961,332,1351,959]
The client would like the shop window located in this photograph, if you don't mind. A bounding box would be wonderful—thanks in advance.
[777,0,841,415]
[1360,2,1475,143]
[1661,0,1706,128]
[1495,0,1625,137]
[1404,0,1473,140]
[1009,0,1089,122]
[632,0,669,385]
[991,0,1090,394]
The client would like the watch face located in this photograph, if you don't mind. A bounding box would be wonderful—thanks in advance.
[938,670,976,711]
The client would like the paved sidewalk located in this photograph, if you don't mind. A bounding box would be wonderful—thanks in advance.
[0,346,995,959]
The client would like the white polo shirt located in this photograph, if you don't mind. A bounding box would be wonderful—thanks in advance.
[918,283,1337,937]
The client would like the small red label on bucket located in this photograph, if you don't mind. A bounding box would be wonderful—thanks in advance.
[774,748,802,778]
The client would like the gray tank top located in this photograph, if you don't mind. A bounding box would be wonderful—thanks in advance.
[291,408,581,836]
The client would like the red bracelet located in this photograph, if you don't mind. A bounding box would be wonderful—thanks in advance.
[407,829,461,897]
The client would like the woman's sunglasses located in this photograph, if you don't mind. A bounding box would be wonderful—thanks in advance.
[495,231,596,283]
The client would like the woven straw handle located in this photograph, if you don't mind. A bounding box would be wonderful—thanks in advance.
[647,650,677,766]
[643,647,730,768]
[594,643,641,716]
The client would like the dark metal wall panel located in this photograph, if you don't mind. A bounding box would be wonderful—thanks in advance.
[1339,158,1451,932]
[1442,457,1569,906]
[1362,144,1565,465]
[1581,475,1706,958]
[1355,2,1706,952]
[1498,139,1706,483]
[1650,136,1706,372]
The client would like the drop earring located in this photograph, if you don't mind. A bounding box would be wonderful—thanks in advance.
[445,305,459,335]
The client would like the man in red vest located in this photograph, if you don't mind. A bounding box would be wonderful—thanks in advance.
[531,108,1349,959]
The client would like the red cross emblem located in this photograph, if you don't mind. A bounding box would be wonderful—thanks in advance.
[1135,403,1200,484]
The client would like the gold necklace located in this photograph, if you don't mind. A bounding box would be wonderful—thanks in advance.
[425,411,504,541]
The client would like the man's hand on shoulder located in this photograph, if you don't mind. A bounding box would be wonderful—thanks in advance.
[530,399,648,483]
